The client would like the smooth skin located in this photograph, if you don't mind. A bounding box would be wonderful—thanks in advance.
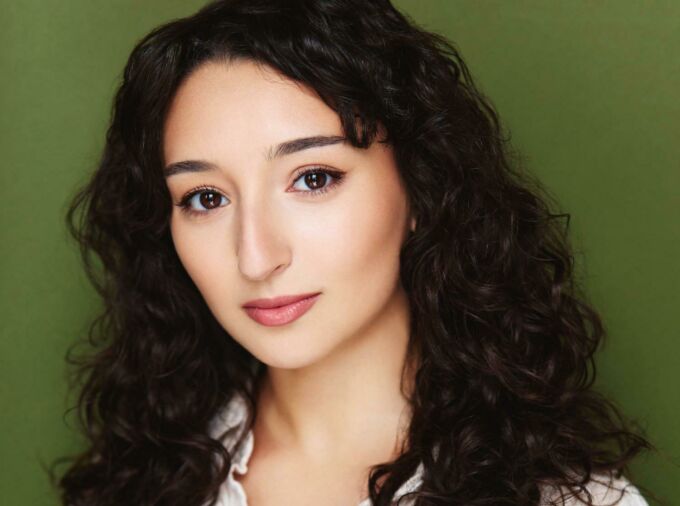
[163,58,418,505]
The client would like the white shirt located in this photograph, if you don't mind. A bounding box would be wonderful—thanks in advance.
[209,391,648,505]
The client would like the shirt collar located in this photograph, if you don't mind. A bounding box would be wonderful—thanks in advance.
[209,390,254,476]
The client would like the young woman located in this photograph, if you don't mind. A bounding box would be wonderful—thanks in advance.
[55,0,657,505]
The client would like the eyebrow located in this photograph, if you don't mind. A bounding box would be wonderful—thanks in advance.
[163,134,347,178]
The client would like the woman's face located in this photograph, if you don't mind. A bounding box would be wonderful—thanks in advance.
[163,59,414,368]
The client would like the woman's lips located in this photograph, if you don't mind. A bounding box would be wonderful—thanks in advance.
[243,293,321,326]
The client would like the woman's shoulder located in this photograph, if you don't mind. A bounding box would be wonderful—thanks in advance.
[541,472,648,506]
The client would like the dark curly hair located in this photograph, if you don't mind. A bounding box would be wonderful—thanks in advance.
[52,0,658,504]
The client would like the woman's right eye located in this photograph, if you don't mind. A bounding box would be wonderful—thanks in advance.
[175,187,229,217]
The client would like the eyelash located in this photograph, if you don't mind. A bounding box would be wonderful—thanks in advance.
[174,166,346,217]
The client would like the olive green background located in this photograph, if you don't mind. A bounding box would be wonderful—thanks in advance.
[1,1,677,504]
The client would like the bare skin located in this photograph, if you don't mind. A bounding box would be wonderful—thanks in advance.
[235,366,414,505]
[163,58,417,504]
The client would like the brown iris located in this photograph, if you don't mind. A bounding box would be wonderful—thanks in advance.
[199,191,222,209]
[304,172,327,190]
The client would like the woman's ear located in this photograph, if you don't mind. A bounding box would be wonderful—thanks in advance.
[410,216,417,233]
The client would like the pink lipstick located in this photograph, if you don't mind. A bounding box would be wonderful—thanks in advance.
[242,292,321,326]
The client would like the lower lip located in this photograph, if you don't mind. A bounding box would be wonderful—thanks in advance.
[243,294,321,327]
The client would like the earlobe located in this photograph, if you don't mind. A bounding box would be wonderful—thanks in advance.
[410,216,417,233]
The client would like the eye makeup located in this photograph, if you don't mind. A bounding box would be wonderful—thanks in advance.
[174,165,346,218]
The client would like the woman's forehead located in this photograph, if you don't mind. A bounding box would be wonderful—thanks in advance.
[162,60,344,165]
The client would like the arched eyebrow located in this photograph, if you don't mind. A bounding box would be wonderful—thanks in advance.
[163,134,347,178]
[265,134,346,160]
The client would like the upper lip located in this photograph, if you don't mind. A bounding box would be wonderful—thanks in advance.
[242,292,321,309]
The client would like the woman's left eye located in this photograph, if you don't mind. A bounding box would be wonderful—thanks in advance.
[290,167,346,196]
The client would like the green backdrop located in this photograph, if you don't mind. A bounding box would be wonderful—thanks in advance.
[1,1,677,504]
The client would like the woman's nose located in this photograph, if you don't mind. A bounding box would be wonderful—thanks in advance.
[235,201,291,282]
